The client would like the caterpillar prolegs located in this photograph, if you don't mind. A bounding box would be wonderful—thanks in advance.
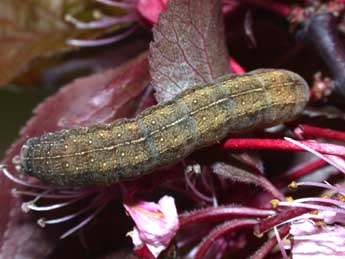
[17,69,309,186]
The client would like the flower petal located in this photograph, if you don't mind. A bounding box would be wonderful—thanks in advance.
[290,220,345,258]
[137,0,167,25]
[124,196,179,257]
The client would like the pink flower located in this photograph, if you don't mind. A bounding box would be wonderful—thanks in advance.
[136,0,168,25]
[124,195,179,258]
[276,182,345,258]
[229,57,246,74]
[290,220,345,258]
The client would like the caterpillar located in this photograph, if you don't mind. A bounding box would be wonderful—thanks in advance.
[16,69,309,186]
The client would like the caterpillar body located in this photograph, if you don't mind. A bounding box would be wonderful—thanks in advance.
[18,69,309,186]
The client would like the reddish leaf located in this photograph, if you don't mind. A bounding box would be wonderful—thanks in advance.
[5,52,149,164]
[0,204,55,258]
[0,52,150,258]
[149,0,229,102]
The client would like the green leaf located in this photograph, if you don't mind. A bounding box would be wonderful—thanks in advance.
[0,0,131,86]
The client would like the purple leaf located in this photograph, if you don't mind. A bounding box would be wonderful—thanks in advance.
[4,52,149,168]
[149,0,229,102]
[0,204,55,258]
[0,52,150,258]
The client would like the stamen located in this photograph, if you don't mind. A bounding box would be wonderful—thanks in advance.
[95,0,136,9]
[37,193,107,226]
[274,226,288,259]
[284,137,345,174]
[0,165,51,190]
[38,204,95,225]
[212,193,218,207]
[37,218,47,228]
[269,217,323,237]
[59,201,108,239]
[293,197,345,208]
[278,214,322,227]
[200,166,212,193]
[279,201,345,215]
[65,13,137,29]
[21,189,53,212]
[185,171,213,203]
[21,201,34,213]
[201,167,218,206]
[296,181,345,194]
[67,26,137,47]
[12,187,97,199]
[25,196,87,212]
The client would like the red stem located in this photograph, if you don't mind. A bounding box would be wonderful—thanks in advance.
[250,225,290,259]
[254,207,310,235]
[223,138,345,157]
[273,159,328,188]
[295,125,345,142]
[229,57,246,74]
[195,219,258,259]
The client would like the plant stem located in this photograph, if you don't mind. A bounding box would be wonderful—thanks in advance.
[302,13,345,97]
[223,138,345,157]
